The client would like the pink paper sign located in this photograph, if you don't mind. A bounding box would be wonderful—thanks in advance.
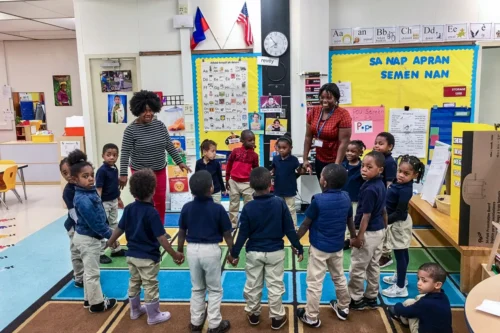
[344,106,385,149]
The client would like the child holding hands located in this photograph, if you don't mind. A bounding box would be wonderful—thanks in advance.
[195,139,226,204]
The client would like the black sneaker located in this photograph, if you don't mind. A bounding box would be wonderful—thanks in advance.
[349,298,367,311]
[100,255,112,264]
[110,249,126,257]
[271,315,287,330]
[363,297,379,309]
[379,255,393,268]
[207,320,230,333]
[83,300,90,308]
[247,313,260,325]
[74,280,84,288]
[89,298,117,313]
[330,300,349,320]
[296,308,321,328]
[190,323,203,332]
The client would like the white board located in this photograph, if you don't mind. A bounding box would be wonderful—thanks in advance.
[421,141,450,206]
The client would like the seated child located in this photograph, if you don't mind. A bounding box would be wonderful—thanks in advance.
[195,139,226,204]
[107,169,184,325]
[348,151,388,310]
[178,170,234,333]
[228,167,304,330]
[296,164,355,327]
[388,263,452,333]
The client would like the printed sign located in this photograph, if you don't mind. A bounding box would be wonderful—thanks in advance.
[444,86,467,97]
[374,27,398,44]
[353,27,374,44]
[445,24,468,41]
[257,56,279,67]
[399,25,420,43]
[355,121,373,133]
[421,25,444,42]
[331,28,353,45]
[469,23,492,39]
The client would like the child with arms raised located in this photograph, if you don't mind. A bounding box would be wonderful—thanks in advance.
[195,139,226,204]
[107,169,184,325]
[228,167,303,330]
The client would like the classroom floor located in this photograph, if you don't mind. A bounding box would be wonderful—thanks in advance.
[1,204,469,333]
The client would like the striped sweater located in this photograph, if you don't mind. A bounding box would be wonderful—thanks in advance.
[120,119,182,176]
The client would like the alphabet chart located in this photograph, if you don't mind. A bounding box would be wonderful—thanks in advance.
[389,108,430,158]
[201,60,249,131]
[345,106,385,149]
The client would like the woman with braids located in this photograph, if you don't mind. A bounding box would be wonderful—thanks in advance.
[120,90,191,231]
[302,83,352,180]
[381,155,425,299]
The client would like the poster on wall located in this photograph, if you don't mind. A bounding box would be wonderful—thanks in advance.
[260,95,282,113]
[157,105,185,132]
[60,141,81,157]
[107,94,127,124]
[269,139,278,161]
[388,108,429,158]
[265,117,287,136]
[100,70,132,92]
[53,75,72,106]
[249,112,264,134]
[345,106,385,149]
[201,60,249,131]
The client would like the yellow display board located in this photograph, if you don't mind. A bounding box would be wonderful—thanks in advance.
[450,123,495,220]
[193,55,261,160]
[331,46,477,164]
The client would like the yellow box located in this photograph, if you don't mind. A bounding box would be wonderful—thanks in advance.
[32,134,54,142]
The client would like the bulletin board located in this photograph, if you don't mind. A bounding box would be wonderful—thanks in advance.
[192,53,263,164]
[330,45,478,164]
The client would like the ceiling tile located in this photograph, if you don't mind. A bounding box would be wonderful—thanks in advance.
[0,19,63,31]
[0,12,21,20]
[26,1,74,17]
[18,29,74,38]
[0,2,69,19]
[0,32,30,40]
[35,18,74,30]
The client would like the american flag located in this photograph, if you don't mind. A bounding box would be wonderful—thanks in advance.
[237,2,253,46]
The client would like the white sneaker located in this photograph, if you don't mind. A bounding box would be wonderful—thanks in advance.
[382,284,409,298]
[382,274,408,286]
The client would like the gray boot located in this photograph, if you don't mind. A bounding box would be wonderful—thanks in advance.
[145,300,171,325]
[129,295,146,320]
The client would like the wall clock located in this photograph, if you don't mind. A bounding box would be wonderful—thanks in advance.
[263,31,288,57]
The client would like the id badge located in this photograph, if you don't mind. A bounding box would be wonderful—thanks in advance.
[313,139,323,148]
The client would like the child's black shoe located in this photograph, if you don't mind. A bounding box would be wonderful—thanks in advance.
[100,255,112,264]
[110,249,126,257]
[74,280,84,288]
[379,255,393,268]
[207,320,230,333]
[271,315,287,330]
[247,313,260,325]
[296,308,321,328]
[83,300,90,308]
[363,297,379,309]
[190,323,203,332]
[330,300,349,320]
[349,298,366,310]
[89,298,117,313]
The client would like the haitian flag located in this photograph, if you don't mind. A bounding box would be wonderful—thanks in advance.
[190,7,210,50]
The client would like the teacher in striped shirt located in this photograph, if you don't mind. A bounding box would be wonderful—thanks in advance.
[120,90,191,225]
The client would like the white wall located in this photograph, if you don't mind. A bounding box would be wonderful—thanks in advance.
[478,47,500,123]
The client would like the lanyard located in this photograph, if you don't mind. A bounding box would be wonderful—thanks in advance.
[315,107,335,139]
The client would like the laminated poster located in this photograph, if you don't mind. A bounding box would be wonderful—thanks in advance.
[345,106,385,149]
[388,108,429,158]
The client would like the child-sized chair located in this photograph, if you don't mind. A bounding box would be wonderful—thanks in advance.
[0,165,22,209]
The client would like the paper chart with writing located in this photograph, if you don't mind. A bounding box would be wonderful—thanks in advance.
[345,106,384,149]
[60,141,81,157]
[201,60,249,131]
[421,142,450,206]
[389,108,429,158]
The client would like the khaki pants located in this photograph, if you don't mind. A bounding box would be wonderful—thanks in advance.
[381,224,393,257]
[127,257,160,303]
[244,250,286,319]
[305,246,350,320]
[187,243,223,329]
[73,233,104,305]
[101,199,121,254]
[228,179,254,227]
[212,191,222,204]
[383,215,413,255]
[348,229,385,301]
[282,196,297,227]
[68,227,84,283]
[401,295,424,333]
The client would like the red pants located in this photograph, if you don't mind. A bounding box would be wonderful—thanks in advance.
[131,168,167,223]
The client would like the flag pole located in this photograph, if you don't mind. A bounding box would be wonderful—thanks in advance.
[209,29,223,50]
[221,20,237,49]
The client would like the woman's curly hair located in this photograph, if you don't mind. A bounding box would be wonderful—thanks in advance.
[130,90,162,117]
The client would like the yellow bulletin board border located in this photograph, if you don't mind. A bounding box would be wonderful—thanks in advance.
[192,53,263,164]
[329,45,478,164]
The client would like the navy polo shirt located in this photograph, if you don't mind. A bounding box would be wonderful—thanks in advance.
[195,158,224,194]
[118,201,166,262]
[62,183,76,231]
[305,189,353,253]
[382,153,397,184]
[95,163,120,202]
[386,180,413,224]
[272,155,300,197]
[342,159,364,202]
[179,196,232,243]
[354,177,386,231]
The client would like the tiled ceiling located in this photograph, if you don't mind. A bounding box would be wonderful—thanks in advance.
[0,0,74,40]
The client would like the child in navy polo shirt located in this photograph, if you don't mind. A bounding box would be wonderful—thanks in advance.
[178,170,233,333]
[382,155,425,298]
[348,151,387,311]
[296,164,355,327]
[96,143,125,264]
[388,263,452,333]
[271,133,302,227]
[342,140,366,210]
[60,157,84,289]
[195,139,226,204]
[107,169,184,325]
[228,167,303,330]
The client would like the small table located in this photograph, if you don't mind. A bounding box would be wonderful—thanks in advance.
[0,164,29,200]
[465,274,500,332]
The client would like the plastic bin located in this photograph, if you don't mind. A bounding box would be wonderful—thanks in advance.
[32,134,54,142]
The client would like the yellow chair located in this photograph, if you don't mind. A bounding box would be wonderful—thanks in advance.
[0,165,22,209]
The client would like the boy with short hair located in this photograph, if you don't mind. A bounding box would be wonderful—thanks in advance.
[226,130,259,228]
[388,263,452,333]
[228,167,304,330]
[296,164,355,327]
[177,170,233,333]
[96,143,125,264]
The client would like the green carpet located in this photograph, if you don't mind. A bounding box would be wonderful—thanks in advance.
[427,247,461,273]
[160,246,228,269]
[224,246,293,270]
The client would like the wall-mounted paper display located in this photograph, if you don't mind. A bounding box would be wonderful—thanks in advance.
[389,108,430,158]
[107,94,127,124]
[60,141,81,157]
[337,82,352,105]
[53,75,72,106]
[421,25,444,42]
[345,106,385,149]
[445,23,468,41]
[353,27,374,44]
[260,95,282,113]
[100,70,132,92]
[249,112,264,134]
[495,23,500,39]
[398,25,420,43]
[158,105,184,131]
[265,117,287,136]
[256,56,279,67]
[331,28,353,45]
[469,23,492,39]
[183,103,194,115]
[374,27,398,44]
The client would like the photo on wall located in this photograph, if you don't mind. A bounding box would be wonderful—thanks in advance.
[107,94,127,124]
[265,117,287,136]
[100,70,132,92]
[260,95,282,113]
[249,111,264,134]
[53,75,72,106]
